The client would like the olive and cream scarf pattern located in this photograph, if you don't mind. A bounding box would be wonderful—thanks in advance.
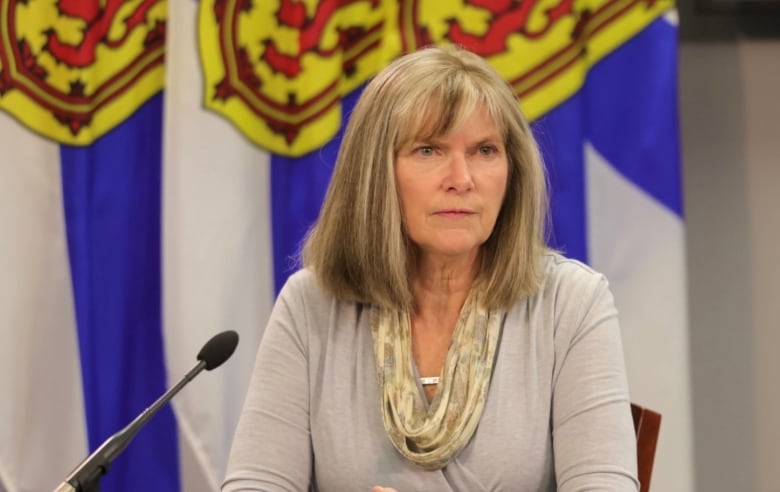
[370,292,503,470]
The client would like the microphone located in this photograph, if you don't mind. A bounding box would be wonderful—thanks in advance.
[54,330,239,492]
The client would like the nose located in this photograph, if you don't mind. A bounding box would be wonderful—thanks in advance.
[444,152,474,192]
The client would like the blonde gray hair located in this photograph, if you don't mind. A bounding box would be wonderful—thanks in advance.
[302,45,549,310]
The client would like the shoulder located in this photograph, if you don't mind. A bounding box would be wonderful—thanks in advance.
[278,268,332,305]
[537,252,610,298]
[521,253,616,331]
[541,252,607,287]
[271,269,368,357]
[268,269,334,331]
[280,268,320,293]
[275,268,363,326]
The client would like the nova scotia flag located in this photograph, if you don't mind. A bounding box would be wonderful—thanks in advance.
[537,11,694,491]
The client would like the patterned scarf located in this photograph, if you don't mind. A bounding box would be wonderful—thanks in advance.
[370,290,504,470]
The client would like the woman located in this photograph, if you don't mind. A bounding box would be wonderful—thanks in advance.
[223,45,638,491]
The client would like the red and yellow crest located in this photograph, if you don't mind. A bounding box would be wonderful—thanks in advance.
[0,0,166,144]
[199,0,671,157]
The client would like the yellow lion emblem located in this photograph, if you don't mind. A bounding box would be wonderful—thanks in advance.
[199,0,670,157]
[0,0,166,144]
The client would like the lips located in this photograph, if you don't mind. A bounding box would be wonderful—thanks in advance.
[434,209,476,218]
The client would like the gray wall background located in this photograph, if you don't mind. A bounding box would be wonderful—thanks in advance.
[680,1,780,489]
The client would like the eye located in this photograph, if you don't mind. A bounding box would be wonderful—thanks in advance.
[415,145,435,157]
[478,145,498,156]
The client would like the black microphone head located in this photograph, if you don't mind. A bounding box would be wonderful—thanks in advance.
[197,330,239,370]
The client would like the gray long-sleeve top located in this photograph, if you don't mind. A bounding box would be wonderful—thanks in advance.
[222,254,639,491]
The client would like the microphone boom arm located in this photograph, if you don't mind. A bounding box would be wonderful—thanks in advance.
[54,330,238,492]
[61,360,208,492]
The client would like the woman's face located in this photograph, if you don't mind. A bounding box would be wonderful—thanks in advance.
[395,106,508,264]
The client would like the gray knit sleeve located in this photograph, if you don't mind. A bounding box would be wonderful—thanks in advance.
[222,272,313,492]
[549,262,639,491]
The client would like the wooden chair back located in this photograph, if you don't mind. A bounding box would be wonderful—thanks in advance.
[631,402,662,492]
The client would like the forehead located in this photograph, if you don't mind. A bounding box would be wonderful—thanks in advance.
[398,99,504,146]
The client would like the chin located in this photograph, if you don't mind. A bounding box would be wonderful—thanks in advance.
[425,242,483,260]
[412,232,489,260]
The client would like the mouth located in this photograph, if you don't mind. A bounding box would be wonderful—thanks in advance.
[434,209,476,218]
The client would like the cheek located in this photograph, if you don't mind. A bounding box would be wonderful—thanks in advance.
[485,176,509,226]
[488,171,509,206]
[397,175,425,210]
[395,178,420,230]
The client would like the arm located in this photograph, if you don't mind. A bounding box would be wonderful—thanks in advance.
[552,274,639,491]
[222,277,312,492]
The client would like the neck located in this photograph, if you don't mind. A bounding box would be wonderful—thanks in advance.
[410,251,479,322]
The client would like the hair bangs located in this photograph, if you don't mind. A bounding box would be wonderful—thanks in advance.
[393,70,501,153]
